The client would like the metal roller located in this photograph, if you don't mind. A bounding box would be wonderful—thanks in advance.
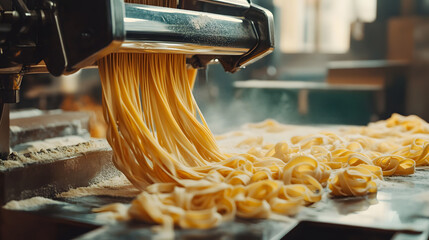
[0,0,274,157]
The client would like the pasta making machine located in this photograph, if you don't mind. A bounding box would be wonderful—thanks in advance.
[0,0,275,158]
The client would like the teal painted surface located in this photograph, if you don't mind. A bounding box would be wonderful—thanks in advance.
[236,89,374,125]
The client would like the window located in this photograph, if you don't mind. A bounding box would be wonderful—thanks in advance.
[275,0,377,53]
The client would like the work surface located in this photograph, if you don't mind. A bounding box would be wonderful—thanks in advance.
[2,170,429,239]
[3,123,429,239]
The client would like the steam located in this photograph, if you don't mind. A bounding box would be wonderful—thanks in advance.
[194,86,296,135]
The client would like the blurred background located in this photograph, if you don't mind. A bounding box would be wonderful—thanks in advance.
[12,0,429,134]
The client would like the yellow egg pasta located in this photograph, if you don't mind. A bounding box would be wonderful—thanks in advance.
[328,165,381,197]
[93,0,429,231]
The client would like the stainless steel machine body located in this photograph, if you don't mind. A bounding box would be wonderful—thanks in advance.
[0,0,275,158]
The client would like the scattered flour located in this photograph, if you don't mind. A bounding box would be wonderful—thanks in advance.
[12,136,88,154]
[58,175,140,198]
[3,197,63,210]
[0,139,111,170]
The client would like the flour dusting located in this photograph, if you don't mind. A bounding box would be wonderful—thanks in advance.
[3,197,63,210]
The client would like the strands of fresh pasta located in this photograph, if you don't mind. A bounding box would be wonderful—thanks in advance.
[328,165,381,197]
[94,0,429,231]
[98,53,224,189]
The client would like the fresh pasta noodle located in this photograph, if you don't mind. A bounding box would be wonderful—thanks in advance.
[372,155,415,176]
[99,53,223,188]
[328,165,381,197]
[93,0,429,231]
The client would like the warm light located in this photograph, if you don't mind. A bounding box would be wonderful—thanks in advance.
[275,0,377,53]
